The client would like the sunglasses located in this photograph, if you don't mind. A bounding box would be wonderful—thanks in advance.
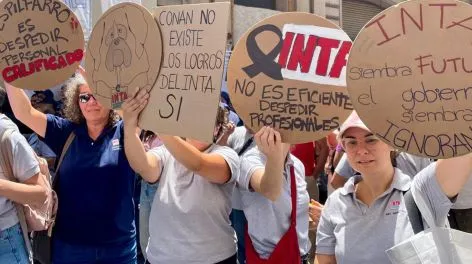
[78,93,96,104]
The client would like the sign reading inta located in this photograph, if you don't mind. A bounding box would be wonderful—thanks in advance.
[347,0,472,159]
[228,12,353,143]
[0,0,85,90]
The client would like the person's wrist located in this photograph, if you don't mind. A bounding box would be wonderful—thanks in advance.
[123,123,137,133]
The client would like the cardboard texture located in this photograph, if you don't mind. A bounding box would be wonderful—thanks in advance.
[85,2,162,110]
[139,2,230,142]
[347,0,472,159]
[0,0,85,90]
[227,12,353,143]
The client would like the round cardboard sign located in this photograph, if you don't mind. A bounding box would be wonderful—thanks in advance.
[227,12,353,144]
[347,0,472,159]
[85,2,162,109]
[0,0,85,90]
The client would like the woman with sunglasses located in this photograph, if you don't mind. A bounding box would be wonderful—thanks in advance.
[4,73,138,264]
[122,89,240,264]
[316,112,472,264]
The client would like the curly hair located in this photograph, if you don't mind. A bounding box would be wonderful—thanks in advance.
[215,105,229,127]
[212,105,229,143]
[62,74,119,126]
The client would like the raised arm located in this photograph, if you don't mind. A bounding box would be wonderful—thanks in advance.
[436,152,472,198]
[4,82,47,137]
[159,135,232,184]
[122,89,160,183]
[248,126,289,201]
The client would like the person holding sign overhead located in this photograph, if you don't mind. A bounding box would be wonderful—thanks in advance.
[315,112,472,264]
[236,126,311,264]
[122,89,240,264]
[4,70,139,264]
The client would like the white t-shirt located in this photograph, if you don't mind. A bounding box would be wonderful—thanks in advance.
[227,126,255,210]
[146,144,240,264]
[0,114,40,230]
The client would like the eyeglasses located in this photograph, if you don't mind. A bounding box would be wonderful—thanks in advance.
[341,135,380,153]
[78,93,96,104]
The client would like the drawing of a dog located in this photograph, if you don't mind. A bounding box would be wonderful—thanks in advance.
[88,4,152,105]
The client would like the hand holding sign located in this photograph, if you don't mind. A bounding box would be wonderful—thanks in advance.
[0,0,85,90]
[122,88,150,130]
[347,0,472,159]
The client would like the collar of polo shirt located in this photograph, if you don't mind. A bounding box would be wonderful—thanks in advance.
[339,168,411,196]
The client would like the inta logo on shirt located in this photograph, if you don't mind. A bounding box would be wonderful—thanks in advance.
[385,200,401,216]
[111,139,122,151]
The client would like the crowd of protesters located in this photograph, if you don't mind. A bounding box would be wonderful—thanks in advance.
[0,40,471,264]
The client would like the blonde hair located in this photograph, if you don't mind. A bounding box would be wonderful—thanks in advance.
[62,74,119,125]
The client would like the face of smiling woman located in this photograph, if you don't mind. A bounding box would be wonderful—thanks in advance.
[78,84,109,124]
[342,127,393,176]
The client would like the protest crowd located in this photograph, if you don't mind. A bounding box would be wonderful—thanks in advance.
[1,1,472,264]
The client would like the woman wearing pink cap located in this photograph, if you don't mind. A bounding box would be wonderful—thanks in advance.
[316,111,472,264]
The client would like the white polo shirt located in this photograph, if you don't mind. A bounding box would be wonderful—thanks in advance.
[316,164,453,264]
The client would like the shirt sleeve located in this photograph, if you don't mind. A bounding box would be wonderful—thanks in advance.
[334,155,357,178]
[43,114,75,155]
[238,148,265,191]
[148,146,168,182]
[11,130,40,182]
[212,145,240,185]
[316,193,337,255]
[411,163,453,227]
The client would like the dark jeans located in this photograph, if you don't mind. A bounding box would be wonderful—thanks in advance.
[52,238,137,264]
[230,209,247,264]
[449,208,472,233]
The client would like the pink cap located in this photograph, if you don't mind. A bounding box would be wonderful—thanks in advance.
[338,111,370,139]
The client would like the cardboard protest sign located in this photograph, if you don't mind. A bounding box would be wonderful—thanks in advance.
[0,0,85,90]
[85,2,162,109]
[227,13,353,144]
[347,0,472,159]
[139,3,230,142]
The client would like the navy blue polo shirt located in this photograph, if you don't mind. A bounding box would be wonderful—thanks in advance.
[43,114,136,246]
